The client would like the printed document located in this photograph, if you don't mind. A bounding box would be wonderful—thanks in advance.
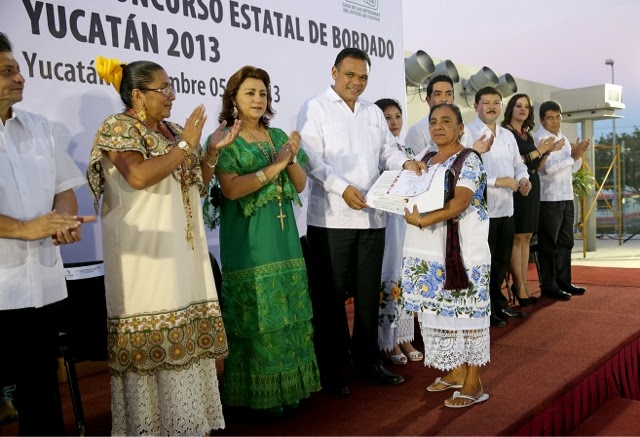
[365,167,448,215]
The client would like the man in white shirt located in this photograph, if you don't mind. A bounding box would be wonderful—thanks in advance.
[0,32,91,435]
[467,87,531,327]
[534,101,589,300]
[297,48,426,395]
[404,74,492,156]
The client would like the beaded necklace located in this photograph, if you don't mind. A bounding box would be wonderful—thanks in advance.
[508,124,529,141]
[241,126,287,231]
[125,109,196,249]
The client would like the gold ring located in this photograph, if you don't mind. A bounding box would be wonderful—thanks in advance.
[194,119,200,127]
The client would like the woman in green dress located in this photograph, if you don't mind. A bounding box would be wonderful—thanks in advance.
[215,65,321,415]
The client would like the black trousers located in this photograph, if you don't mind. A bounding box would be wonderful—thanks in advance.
[0,301,65,436]
[538,200,575,291]
[306,226,385,385]
[488,216,515,312]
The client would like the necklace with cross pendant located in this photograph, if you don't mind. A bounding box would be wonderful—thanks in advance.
[241,126,287,231]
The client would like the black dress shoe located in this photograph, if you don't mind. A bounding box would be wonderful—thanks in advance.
[323,384,351,397]
[541,288,571,300]
[498,307,526,318]
[559,283,586,295]
[358,364,404,385]
[490,314,507,328]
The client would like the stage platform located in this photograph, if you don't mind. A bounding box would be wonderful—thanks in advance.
[1,262,639,436]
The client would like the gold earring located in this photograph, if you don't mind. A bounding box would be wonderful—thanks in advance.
[138,103,147,122]
[232,105,238,119]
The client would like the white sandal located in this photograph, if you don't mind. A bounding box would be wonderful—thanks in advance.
[444,390,489,408]
[386,352,408,365]
[427,377,464,392]
[404,350,423,362]
[399,345,424,362]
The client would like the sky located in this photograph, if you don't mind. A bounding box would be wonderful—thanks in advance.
[401,0,640,141]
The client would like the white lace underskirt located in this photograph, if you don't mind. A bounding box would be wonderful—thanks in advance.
[111,357,224,436]
[378,313,415,352]
[418,313,490,371]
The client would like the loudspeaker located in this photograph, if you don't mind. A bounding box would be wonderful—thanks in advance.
[426,60,460,83]
[404,50,435,86]
[463,66,499,94]
[495,73,518,98]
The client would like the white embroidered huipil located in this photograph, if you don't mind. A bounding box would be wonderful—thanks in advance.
[405,116,473,156]
[0,109,85,310]
[534,127,582,202]
[467,117,529,218]
[297,86,408,229]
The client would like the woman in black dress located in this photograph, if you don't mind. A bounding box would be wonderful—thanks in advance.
[502,94,560,305]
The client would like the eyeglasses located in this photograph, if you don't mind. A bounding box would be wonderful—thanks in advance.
[139,86,175,97]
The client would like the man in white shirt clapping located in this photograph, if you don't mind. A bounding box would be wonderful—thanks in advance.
[467,87,531,327]
[534,101,589,300]
[0,32,93,435]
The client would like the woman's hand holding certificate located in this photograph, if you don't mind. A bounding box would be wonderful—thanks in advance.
[365,167,448,215]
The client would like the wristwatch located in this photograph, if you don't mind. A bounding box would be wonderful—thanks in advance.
[177,140,191,156]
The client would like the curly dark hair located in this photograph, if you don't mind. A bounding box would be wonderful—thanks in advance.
[501,93,535,132]
[219,66,275,127]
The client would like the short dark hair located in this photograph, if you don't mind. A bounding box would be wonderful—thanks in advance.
[334,48,371,68]
[219,65,275,127]
[429,102,464,125]
[0,32,13,52]
[474,86,502,104]
[501,93,535,132]
[426,75,454,98]
[539,100,562,119]
[374,98,402,114]
[119,60,164,109]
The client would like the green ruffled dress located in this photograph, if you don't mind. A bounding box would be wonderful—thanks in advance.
[217,127,321,409]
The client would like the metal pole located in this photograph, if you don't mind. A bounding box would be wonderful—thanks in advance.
[606,59,621,236]
[582,120,597,251]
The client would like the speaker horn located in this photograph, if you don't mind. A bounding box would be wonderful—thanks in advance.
[495,73,518,98]
[425,60,460,84]
[404,50,435,86]
[463,66,499,94]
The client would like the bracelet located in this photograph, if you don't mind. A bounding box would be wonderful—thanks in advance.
[256,169,268,186]
[204,150,219,169]
[177,146,190,158]
[288,155,298,166]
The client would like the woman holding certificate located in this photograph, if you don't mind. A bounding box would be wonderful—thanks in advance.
[402,103,491,408]
[374,98,423,365]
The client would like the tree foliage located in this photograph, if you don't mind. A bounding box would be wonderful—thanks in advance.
[595,127,640,194]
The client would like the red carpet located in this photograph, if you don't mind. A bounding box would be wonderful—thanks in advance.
[1,266,639,436]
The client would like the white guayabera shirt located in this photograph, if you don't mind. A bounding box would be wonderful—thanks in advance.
[467,117,529,219]
[0,108,85,310]
[297,86,408,229]
[534,126,582,202]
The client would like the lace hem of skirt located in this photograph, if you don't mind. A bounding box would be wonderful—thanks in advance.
[419,325,490,371]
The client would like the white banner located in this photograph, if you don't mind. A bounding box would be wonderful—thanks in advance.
[1,0,405,262]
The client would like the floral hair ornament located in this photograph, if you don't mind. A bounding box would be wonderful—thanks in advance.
[95,56,125,92]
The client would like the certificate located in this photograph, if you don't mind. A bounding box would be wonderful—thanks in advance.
[365,167,449,215]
